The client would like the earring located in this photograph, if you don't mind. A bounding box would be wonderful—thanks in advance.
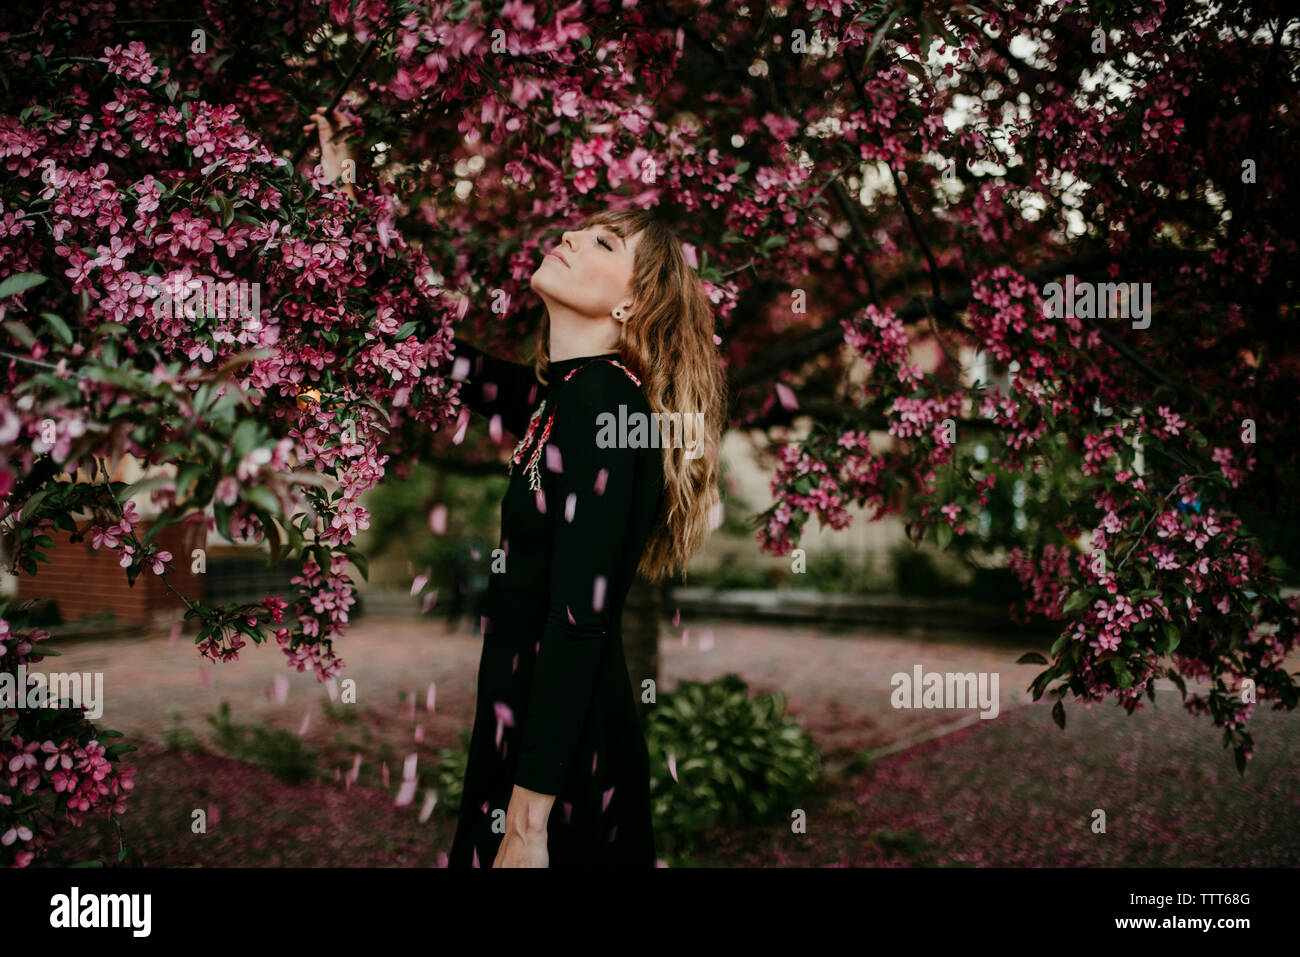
[613,307,625,320]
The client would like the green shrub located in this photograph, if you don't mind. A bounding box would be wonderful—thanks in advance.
[160,711,203,752]
[432,727,472,817]
[203,700,321,784]
[646,673,822,857]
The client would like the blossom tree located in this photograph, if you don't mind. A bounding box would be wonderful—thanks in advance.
[1,0,1296,866]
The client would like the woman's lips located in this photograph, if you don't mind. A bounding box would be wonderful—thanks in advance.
[548,251,570,267]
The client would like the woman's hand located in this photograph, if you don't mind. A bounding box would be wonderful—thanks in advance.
[300,106,356,200]
[492,784,555,868]
[493,829,549,868]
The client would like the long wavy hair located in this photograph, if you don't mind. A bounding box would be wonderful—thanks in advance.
[528,208,726,584]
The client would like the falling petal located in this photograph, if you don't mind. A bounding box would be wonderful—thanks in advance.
[565,492,577,522]
[472,847,480,868]
[404,753,419,780]
[325,678,339,703]
[381,762,390,787]
[483,382,498,402]
[511,652,519,673]
[395,779,417,807]
[426,682,437,712]
[699,627,715,651]
[436,850,449,868]
[546,444,563,473]
[535,489,546,513]
[421,590,438,614]
[334,767,341,782]
[668,753,679,782]
[410,573,429,597]
[169,621,182,646]
[489,414,503,444]
[429,505,447,535]
[601,786,615,812]
[562,802,573,824]
[199,665,212,688]
[534,640,540,655]
[592,576,607,613]
[451,408,470,445]
[707,502,724,530]
[672,607,681,628]
[566,605,576,625]
[592,749,598,775]
[298,710,311,736]
[775,381,798,411]
[594,468,608,494]
[683,627,690,645]
[414,725,425,742]
[451,356,471,381]
[419,790,438,823]
[713,333,722,345]
[273,673,288,704]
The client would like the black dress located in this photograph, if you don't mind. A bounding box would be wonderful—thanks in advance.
[446,336,663,868]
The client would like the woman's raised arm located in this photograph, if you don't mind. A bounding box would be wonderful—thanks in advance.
[450,336,547,441]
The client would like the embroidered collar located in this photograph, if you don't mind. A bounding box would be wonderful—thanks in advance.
[508,356,642,491]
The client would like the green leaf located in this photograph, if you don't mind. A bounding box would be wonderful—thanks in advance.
[899,59,928,83]
[40,312,73,346]
[935,522,953,551]
[1109,658,1133,689]
[1051,699,1065,730]
[1161,622,1181,655]
[243,484,281,518]
[19,487,55,523]
[1016,651,1049,665]
[1062,589,1090,614]
[0,272,47,298]
[4,320,36,349]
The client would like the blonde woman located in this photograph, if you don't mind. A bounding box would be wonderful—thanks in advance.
[308,111,725,867]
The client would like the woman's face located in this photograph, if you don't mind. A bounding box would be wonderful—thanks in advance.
[530,223,640,320]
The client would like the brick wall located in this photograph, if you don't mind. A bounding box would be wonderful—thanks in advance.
[17,519,205,628]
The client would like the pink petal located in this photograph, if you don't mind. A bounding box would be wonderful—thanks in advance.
[429,505,447,535]
[410,573,429,597]
[546,444,563,472]
[601,786,615,812]
[592,576,606,613]
[452,408,470,445]
[668,753,678,782]
[775,381,798,411]
[564,492,576,522]
[594,468,608,494]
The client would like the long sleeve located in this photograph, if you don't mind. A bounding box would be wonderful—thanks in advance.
[449,335,546,440]
[513,367,638,796]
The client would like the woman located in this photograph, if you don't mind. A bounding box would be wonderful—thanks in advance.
[306,110,726,867]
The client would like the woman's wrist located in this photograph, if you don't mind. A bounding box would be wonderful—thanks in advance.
[508,783,555,837]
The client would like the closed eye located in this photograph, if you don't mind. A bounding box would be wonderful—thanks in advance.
[597,236,613,250]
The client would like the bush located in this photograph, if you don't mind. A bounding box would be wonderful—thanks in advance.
[432,727,472,818]
[204,700,320,784]
[645,673,822,857]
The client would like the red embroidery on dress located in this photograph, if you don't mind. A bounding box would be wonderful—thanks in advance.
[508,358,641,490]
